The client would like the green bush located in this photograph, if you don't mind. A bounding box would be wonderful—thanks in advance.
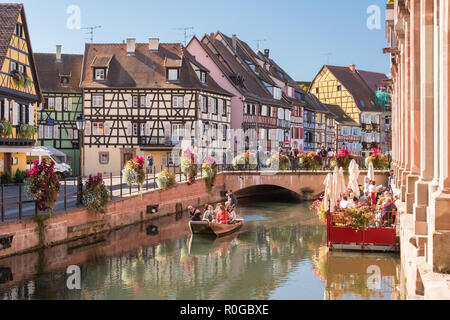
[14,169,28,183]
[1,172,12,185]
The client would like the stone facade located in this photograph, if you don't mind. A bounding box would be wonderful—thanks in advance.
[385,0,450,299]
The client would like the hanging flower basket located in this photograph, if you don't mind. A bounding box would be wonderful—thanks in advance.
[0,120,12,138]
[365,148,389,170]
[233,151,257,170]
[24,159,60,215]
[266,152,290,170]
[82,173,110,213]
[330,146,355,173]
[298,152,323,171]
[181,148,199,185]
[156,169,176,190]
[202,156,218,190]
[122,156,145,187]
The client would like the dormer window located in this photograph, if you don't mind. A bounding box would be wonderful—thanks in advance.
[94,68,106,81]
[167,68,179,81]
[61,76,70,87]
[200,71,206,84]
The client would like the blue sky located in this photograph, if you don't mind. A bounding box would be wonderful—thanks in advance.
[6,0,390,80]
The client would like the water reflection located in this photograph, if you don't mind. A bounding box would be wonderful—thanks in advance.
[0,201,403,300]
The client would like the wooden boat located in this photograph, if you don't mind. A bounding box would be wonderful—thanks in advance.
[189,219,244,237]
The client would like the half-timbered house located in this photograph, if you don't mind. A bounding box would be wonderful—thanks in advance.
[79,39,232,175]
[34,46,83,175]
[324,104,361,154]
[309,64,390,157]
[0,4,41,176]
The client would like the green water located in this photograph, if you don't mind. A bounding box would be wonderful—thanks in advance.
[0,199,403,300]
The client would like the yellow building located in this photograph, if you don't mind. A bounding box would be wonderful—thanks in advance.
[0,4,41,178]
[310,65,390,157]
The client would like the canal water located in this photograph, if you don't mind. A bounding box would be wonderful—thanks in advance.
[0,194,403,300]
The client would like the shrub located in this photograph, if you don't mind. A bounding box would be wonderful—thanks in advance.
[156,169,176,190]
[266,152,291,170]
[1,171,12,185]
[82,173,109,213]
[298,152,323,171]
[14,169,28,183]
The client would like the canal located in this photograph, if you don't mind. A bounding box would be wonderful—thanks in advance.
[0,191,403,300]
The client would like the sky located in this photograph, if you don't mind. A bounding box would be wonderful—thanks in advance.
[4,0,391,81]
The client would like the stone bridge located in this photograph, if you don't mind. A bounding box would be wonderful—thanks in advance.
[222,171,389,198]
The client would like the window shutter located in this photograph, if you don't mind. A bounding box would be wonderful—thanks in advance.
[68,129,73,140]
[145,121,151,136]
[104,121,112,135]
[55,97,62,111]
[68,98,73,111]
[53,125,59,139]
[163,122,171,140]
[29,104,34,125]
[38,125,43,139]
[125,122,132,136]
[207,97,212,112]
[146,94,151,108]
[85,121,91,136]
[184,95,190,108]
[4,100,9,121]
[12,102,18,125]
[125,95,132,108]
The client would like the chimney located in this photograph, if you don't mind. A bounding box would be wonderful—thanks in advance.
[349,64,356,73]
[232,34,237,52]
[126,38,136,56]
[56,45,62,62]
[149,38,159,52]
[264,49,270,58]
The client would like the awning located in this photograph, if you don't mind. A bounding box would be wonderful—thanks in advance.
[0,146,33,153]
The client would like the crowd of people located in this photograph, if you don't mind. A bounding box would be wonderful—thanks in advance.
[337,169,398,226]
[187,190,239,225]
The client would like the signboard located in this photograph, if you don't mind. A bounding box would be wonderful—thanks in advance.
[285,140,290,146]
[46,118,55,126]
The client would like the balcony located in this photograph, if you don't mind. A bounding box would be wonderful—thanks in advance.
[139,136,174,147]
[0,124,36,147]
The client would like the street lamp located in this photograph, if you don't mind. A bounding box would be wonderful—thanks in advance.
[75,114,86,177]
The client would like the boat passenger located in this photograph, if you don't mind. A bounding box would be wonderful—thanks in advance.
[203,205,215,222]
[351,197,359,208]
[191,209,203,222]
[214,203,222,215]
[368,181,377,205]
[227,204,236,223]
[187,206,196,219]
[339,196,349,209]
[363,177,371,194]
[226,190,238,208]
[217,205,228,224]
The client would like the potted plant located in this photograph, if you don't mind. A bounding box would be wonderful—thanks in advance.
[365,148,389,170]
[0,119,12,138]
[156,169,176,190]
[298,151,323,171]
[24,159,60,215]
[202,156,218,190]
[267,152,291,170]
[82,172,110,213]
[330,146,355,173]
[181,148,198,185]
[122,156,145,189]
[233,151,257,170]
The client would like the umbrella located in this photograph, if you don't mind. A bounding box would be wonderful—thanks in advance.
[367,160,375,182]
[338,167,347,197]
[347,160,360,197]
[323,173,336,213]
[332,167,341,202]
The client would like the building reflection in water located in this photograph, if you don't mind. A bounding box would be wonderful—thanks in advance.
[0,201,403,300]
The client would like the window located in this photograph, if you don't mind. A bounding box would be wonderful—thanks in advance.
[0,100,5,120]
[220,99,227,116]
[211,123,218,140]
[172,96,184,109]
[316,88,319,94]
[252,104,256,115]
[47,97,55,110]
[211,97,218,114]
[360,100,365,108]
[63,98,68,111]
[337,85,342,92]
[198,71,207,83]
[61,76,70,87]
[140,123,145,136]
[94,68,105,81]
[15,23,23,37]
[92,95,103,108]
[99,152,109,165]
[202,96,208,113]
[19,104,28,124]
[44,126,53,139]
[222,124,228,141]
[273,87,282,100]
[261,105,268,116]
[9,61,17,72]
[18,64,24,74]
[140,95,146,107]
[172,124,184,141]
[278,108,284,120]
[93,122,104,136]
[132,123,138,136]
[167,68,179,81]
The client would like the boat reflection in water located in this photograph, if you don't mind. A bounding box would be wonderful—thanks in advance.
[0,200,403,300]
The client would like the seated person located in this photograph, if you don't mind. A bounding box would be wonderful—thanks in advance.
[382,197,398,225]
[203,205,215,222]
[187,206,196,219]
[351,197,359,208]
[191,209,203,222]
[216,205,228,225]
[226,204,236,223]
[339,196,349,209]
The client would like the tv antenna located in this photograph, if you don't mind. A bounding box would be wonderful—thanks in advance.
[252,39,267,51]
[323,53,332,65]
[82,25,102,43]
[173,27,194,46]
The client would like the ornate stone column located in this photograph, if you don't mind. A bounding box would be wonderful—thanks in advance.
[406,0,422,213]
[413,0,435,235]
[429,0,450,273]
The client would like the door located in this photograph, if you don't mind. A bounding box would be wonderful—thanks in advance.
[4,153,12,175]
[123,153,133,167]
